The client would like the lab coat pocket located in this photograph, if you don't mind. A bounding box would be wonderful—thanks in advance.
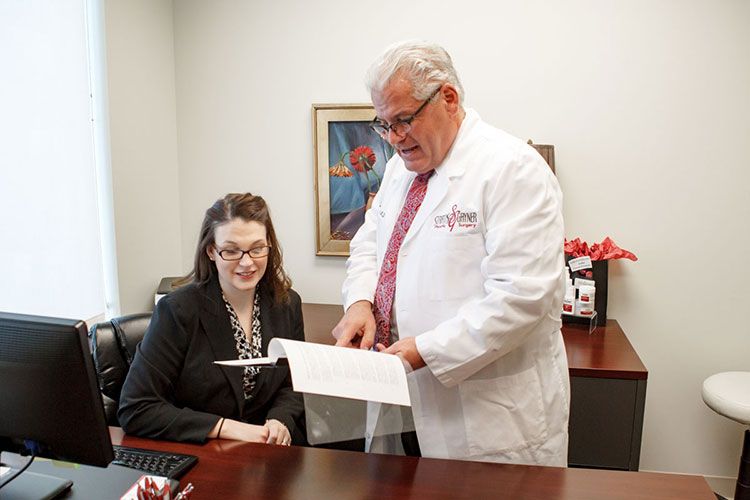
[460,368,548,455]
[425,232,485,301]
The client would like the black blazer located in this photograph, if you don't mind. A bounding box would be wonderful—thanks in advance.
[118,276,306,444]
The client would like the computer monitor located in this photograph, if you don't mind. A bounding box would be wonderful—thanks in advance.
[0,312,114,477]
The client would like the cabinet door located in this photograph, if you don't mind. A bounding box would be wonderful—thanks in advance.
[568,376,646,470]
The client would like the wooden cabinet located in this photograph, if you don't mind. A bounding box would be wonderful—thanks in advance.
[563,320,647,471]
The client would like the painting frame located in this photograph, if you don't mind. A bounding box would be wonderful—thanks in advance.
[313,103,391,257]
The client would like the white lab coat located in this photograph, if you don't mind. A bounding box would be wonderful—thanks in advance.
[343,109,570,466]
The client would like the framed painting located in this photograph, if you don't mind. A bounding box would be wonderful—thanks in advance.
[527,140,555,173]
[313,103,394,256]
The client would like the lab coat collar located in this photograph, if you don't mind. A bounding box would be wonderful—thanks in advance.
[402,108,480,244]
[432,108,480,180]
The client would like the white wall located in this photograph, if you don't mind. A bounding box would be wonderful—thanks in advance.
[104,0,183,313]
[108,0,750,480]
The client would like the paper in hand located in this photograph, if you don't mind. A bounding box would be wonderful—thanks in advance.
[215,338,411,406]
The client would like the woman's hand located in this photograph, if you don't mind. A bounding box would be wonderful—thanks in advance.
[264,419,291,446]
[213,418,270,443]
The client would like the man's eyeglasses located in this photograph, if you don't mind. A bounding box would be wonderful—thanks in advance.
[215,246,272,261]
[369,86,441,140]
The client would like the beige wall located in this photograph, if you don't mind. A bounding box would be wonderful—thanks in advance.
[106,0,750,481]
[105,0,183,314]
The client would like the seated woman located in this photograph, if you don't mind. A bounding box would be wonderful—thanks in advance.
[119,193,305,446]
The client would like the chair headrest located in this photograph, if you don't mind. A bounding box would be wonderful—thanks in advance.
[88,313,151,403]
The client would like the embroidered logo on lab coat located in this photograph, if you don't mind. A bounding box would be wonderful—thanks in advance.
[433,204,478,232]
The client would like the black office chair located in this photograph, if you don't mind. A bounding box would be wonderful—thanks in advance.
[88,313,152,426]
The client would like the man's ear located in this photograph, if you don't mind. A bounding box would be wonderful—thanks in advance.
[440,84,461,116]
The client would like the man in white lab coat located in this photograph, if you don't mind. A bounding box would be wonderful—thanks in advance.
[333,40,570,466]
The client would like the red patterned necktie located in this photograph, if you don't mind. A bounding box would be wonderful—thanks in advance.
[372,170,434,348]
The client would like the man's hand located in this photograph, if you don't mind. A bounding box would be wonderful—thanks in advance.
[376,337,426,371]
[333,300,376,350]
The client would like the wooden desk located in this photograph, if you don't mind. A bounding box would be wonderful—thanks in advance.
[301,304,647,471]
[111,428,712,500]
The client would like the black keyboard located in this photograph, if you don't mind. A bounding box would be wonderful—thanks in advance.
[112,445,198,479]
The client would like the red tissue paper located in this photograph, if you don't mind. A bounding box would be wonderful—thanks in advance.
[564,237,638,261]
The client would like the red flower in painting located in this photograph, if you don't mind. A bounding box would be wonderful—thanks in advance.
[349,146,376,173]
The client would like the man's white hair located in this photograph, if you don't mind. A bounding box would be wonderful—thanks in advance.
[365,40,464,104]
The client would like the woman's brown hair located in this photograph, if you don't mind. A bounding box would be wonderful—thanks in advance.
[174,193,291,303]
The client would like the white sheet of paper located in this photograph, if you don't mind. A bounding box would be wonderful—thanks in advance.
[215,357,275,367]
[215,338,410,406]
